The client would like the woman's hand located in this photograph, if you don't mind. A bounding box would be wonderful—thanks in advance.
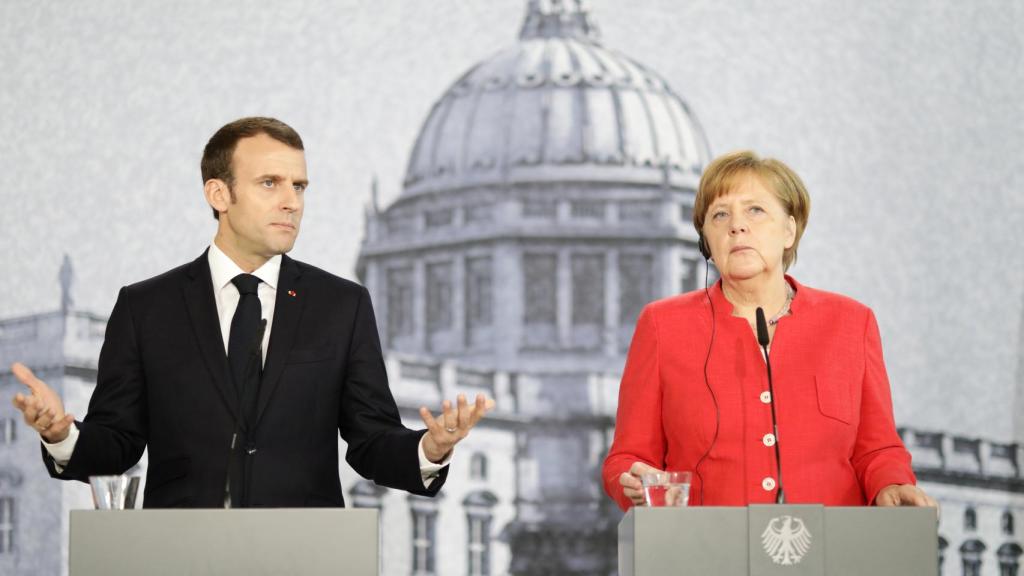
[619,461,661,507]
[875,484,938,508]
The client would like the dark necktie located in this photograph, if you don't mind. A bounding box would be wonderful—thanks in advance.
[228,273,263,426]
[227,273,262,507]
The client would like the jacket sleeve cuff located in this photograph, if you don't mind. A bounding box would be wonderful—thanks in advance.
[41,423,80,472]
[865,467,917,505]
[418,435,452,488]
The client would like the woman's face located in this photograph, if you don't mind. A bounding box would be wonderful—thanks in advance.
[702,174,796,282]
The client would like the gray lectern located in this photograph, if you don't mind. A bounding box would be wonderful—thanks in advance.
[70,509,378,576]
[619,505,938,576]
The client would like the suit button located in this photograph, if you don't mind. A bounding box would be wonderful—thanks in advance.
[762,433,776,447]
[760,391,772,404]
[762,477,776,491]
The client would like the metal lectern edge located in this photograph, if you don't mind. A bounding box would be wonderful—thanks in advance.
[618,506,939,576]
[69,508,380,576]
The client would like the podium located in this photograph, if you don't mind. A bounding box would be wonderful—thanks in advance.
[619,505,938,576]
[69,508,379,576]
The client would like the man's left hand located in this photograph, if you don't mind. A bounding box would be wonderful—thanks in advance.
[419,394,495,463]
[875,484,938,508]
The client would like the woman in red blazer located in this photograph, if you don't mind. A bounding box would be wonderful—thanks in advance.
[602,151,937,510]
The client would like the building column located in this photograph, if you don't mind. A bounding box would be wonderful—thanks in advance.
[660,245,678,297]
[362,260,384,341]
[494,243,522,362]
[604,248,618,357]
[454,253,466,351]
[557,247,572,348]
[413,258,426,353]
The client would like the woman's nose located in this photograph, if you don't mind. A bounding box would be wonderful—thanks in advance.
[729,217,748,235]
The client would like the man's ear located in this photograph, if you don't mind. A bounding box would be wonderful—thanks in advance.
[204,179,231,217]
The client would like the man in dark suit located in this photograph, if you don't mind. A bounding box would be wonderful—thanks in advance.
[11,117,490,507]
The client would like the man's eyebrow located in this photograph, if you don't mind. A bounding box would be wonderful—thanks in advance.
[253,174,309,185]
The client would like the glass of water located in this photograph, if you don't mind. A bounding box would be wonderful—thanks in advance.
[89,475,141,510]
[641,471,691,507]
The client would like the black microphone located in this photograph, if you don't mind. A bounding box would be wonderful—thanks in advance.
[252,319,267,361]
[756,307,785,504]
[225,318,267,507]
[240,318,267,430]
[755,307,770,348]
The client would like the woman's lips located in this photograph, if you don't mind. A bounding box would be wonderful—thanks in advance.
[730,245,752,253]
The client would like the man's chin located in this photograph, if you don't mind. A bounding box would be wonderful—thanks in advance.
[266,241,297,256]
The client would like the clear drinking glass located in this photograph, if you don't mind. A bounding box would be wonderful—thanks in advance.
[89,475,140,509]
[641,471,692,507]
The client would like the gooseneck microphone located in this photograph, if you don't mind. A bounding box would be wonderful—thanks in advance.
[756,308,785,504]
[225,318,268,507]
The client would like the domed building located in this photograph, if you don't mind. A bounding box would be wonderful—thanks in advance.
[358,0,709,370]
[355,1,711,574]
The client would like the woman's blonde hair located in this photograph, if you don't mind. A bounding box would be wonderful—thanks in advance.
[693,150,811,271]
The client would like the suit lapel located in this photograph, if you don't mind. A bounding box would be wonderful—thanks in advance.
[254,254,305,427]
[183,250,239,422]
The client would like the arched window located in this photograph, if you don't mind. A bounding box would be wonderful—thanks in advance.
[522,253,558,348]
[464,491,498,576]
[470,453,488,481]
[618,253,653,325]
[965,507,978,531]
[466,256,493,341]
[997,542,1022,576]
[571,253,605,349]
[0,497,13,554]
[960,539,987,576]
[937,535,948,573]
[426,261,454,333]
[0,418,15,444]
[1003,511,1015,536]
[409,495,442,575]
[387,266,415,343]
[466,256,493,326]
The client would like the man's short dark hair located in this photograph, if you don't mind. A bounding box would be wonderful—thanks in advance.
[201,117,304,219]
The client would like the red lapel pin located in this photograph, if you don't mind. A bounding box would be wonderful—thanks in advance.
[287,290,297,297]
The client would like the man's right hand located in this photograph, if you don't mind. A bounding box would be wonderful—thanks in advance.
[619,461,661,507]
[10,362,74,443]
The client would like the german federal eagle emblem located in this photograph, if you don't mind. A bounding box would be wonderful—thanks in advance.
[761,515,812,565]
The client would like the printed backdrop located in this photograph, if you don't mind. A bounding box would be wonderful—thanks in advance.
[0,1,1021,575]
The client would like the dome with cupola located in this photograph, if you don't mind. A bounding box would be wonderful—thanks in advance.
[358,0,712,371]
[401,0,710,198]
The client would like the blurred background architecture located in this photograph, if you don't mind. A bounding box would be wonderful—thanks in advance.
[1,1,1022,575]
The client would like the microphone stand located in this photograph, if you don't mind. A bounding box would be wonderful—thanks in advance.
[756,308,785,504]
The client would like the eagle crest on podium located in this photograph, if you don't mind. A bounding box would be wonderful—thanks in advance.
[761,515,813,565]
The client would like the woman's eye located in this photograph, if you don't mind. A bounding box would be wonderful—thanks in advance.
[262,179,275,188]
[711,210,728,220]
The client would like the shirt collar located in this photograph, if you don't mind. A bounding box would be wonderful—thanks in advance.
[208,241,282,291]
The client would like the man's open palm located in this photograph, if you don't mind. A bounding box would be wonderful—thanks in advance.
[10,362,74,443]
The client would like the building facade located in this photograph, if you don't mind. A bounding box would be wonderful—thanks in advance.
[354,0,709,573]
